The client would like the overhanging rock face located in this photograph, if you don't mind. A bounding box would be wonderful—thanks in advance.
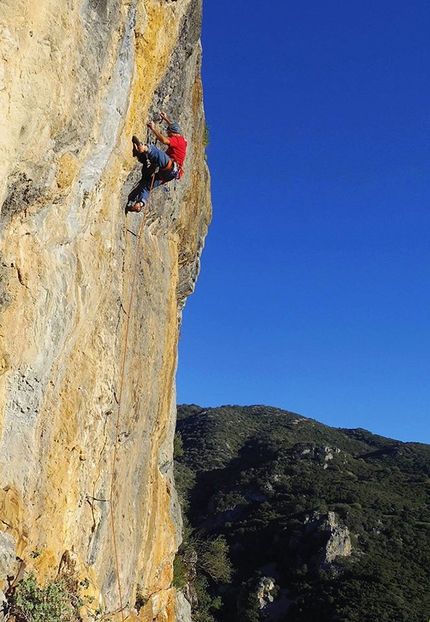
[0,0,211,619]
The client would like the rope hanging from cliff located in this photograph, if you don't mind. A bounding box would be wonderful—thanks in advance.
[109,172,156,622]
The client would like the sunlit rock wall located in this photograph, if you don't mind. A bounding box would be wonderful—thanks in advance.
[0,0,211,619]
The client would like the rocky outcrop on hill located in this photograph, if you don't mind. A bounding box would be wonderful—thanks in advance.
[323,512,352,564]
[0,1,211,620]
[304,511,352,567]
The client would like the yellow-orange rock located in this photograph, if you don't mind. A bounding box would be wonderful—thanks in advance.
[0,0,211,620]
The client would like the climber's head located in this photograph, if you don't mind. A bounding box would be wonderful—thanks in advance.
[167,122,181,135]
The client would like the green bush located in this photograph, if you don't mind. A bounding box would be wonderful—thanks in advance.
[11,574,81,622]
[173,433,184,459]
[194,575,222,622]
[203,124,210,148]
[173,554,189,589]
[197,535,232,584]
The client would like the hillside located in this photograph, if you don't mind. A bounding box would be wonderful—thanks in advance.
[175,404,430,622]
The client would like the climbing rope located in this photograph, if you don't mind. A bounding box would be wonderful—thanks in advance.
[109,171,156,622]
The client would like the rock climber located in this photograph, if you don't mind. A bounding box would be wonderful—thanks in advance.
[127,112,187,213]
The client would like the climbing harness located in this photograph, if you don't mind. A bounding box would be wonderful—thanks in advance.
[109,172,156,622]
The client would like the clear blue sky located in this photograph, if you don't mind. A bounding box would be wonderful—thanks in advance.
[176,0,430,444]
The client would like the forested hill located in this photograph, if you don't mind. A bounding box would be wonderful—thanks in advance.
[174,404,430,622]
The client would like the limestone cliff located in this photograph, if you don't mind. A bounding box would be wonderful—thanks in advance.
[0,0,211,620]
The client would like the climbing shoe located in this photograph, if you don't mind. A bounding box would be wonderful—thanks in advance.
[127,201,145,213]
[132,135,148,158]
[132,135,143,147]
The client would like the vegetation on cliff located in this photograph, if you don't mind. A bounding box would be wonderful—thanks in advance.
[174,404,430,621]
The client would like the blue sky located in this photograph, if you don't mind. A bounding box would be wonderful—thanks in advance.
[176,0,430,444]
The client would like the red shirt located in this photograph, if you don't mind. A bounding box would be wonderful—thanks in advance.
[166,135,187,167]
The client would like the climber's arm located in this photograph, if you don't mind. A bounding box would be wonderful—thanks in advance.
[160,111,173,125]
[147,121,170,145]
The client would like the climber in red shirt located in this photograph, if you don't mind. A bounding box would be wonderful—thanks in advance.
[128,112,188,213]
